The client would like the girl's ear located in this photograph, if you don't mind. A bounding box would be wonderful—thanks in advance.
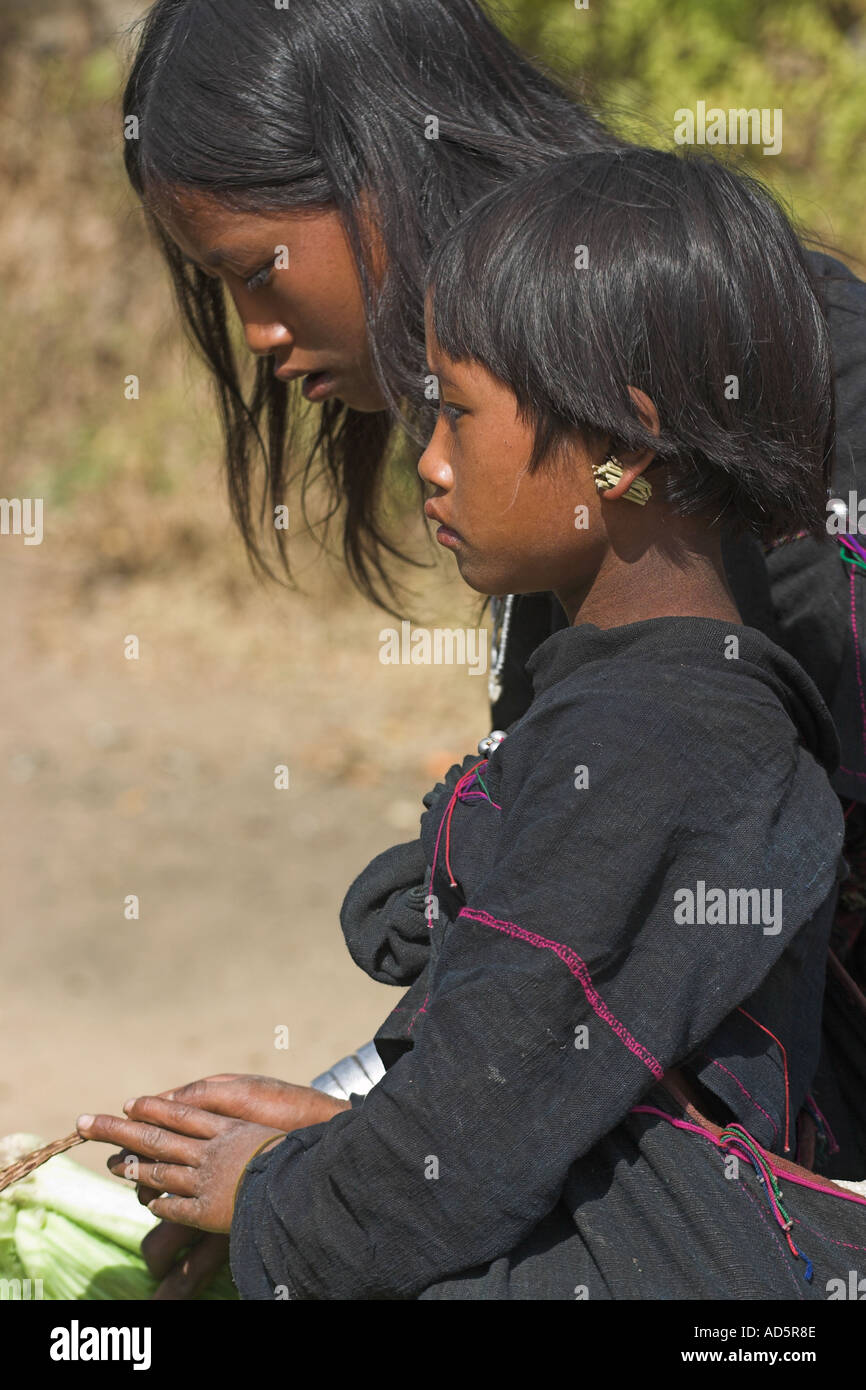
[596,387,660,501]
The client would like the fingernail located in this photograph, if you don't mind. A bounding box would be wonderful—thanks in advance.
[122,1098,137,1113]
[77,1114,94,1132]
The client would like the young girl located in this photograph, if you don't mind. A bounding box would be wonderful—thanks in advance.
[121,9,866,1227]
[81,147,866,1298]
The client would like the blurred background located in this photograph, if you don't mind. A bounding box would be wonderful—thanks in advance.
[1,0,863,1167]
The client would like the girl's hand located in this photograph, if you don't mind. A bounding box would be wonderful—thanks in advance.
[77,1098,285,1234]
[79,1076,351,1293]
[132,1073,348,1209]
[145,1228,232,1301]
[148,1073,351,1134]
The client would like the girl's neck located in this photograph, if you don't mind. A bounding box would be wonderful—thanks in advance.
[555,530,742,631]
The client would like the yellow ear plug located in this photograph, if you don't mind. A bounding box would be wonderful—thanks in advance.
[592,456,652,506]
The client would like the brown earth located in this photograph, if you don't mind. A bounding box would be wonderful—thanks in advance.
[0,516,488,1175]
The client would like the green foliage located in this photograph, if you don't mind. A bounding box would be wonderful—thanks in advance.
[494,0,866,262]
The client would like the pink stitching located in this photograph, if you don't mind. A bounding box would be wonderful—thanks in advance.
[458,906,664,1079]
[789,1220,866,1253]
[632,1105,806,1295]
[848,566,866,763]
[838,766,866,780]
[701,1055,779,1143]
[631,1106,866,1207]
[737,1181,807,1299]
[407,993,428,1034]
[752,1167,866,1206]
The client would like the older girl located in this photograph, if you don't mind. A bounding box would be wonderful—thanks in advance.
[82,148,866,1299]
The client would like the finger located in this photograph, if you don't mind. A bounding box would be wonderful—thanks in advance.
[158,1077,257,1112]
[150,1233,231,1301]
[107,1154,200,1198]
[108,1151,173,1201]
[154,1074,242,1102]
[141,1220,202,1279]
[146,1193,210,1232]
[77,1113,202,1166]
[154,1075,299,1129]
[108,1148,151,1185]
[122,1095,230,1139]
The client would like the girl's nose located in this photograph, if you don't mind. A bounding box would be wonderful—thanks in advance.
[244,318,293,358]
[418,417,454,491]
[224,282,293,358]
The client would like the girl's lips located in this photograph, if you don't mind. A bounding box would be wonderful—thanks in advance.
[424,501,462,545]
[435,524,462,548]
[301,371,337,402]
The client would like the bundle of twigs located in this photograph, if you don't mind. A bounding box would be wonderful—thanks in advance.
[0,1132,85,1194]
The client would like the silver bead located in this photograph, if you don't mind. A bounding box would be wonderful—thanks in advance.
[478,729,508,756]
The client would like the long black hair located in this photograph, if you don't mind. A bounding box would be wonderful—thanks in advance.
[428,147,834,541]
[121,0,620,613]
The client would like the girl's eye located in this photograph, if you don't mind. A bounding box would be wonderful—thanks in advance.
[244,264,273,293]
[440,401,466,426]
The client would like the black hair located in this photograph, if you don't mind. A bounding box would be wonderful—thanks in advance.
[121,0,620,612]
[427,146,834,541]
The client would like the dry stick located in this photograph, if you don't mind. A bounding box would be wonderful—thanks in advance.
[0,1132,85,1194]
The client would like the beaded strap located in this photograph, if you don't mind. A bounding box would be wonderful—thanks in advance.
[0,1132,85,1194]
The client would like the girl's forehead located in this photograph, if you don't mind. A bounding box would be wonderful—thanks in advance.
[150,188,333,260]
[148,191,240,263]
[152,189,260,241]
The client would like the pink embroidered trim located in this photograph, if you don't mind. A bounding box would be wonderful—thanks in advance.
[789,1220,866,1252]
[631,1105,866,1208]
[702,1055,779,1143]
[407,993,428,1034]
[849,566,866,764]
[458,906,664,1079]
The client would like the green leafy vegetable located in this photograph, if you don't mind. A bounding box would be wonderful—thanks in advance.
[0,1134,237,1300]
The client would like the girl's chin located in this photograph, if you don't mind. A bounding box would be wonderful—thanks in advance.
[453,555,519,598]
[335,377,387,412]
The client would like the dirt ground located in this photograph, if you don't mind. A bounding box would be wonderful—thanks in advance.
[0,8,490,1176]
[0,518,488,1175]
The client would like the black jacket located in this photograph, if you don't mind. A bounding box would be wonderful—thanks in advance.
[230,619,854,1299]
